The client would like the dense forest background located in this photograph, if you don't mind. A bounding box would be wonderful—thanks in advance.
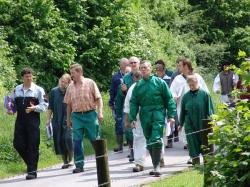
[0,0,250,92]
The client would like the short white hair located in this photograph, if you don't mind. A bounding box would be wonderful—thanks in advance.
[141,60,152,69]
[119,58,129,65]
[129,56,140,63]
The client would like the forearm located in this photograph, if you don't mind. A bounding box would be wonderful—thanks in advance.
[47,109,52,121]
[97,97,103,115]
[66,104,72,123]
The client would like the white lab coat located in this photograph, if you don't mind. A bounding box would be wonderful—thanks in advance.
[124,83,147,166]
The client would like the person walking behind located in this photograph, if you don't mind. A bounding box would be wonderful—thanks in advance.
[115,56,140,161]
[170,58,209,152]
[213,60,239,103]
[155,60,174,149]
[47,74,73,169]
[124,71,147,172]
[7,68,48,180]
[109,58,130,153]
[64,63,103,173]
[179,75,214,165]
[130,61,176,177]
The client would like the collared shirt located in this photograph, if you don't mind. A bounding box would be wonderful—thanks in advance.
[64,77,101,112]
[11,82,48,113]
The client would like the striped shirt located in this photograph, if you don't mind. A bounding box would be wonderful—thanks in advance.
[64,77,101,112]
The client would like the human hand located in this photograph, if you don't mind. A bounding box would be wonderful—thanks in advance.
[98,112,104,124]
[178,125,182,132]
[131,121,136,129]
[168,118,175,127]
[67,120,72,128]
[25,102,36,113]
[121,84,127,92]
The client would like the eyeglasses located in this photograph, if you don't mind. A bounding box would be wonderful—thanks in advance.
[130,61,138,64]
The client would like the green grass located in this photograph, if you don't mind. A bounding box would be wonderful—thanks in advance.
[0,91,116,179]
[142,169,204,187]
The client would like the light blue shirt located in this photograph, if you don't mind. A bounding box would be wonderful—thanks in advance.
[11,82,48,112]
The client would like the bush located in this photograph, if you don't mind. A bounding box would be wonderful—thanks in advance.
[205,51,250,186]
[0,31,16,91]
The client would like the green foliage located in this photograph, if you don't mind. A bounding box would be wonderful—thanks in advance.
[0,30,16,91]
[205,51,250,186]
[0,0,76,91]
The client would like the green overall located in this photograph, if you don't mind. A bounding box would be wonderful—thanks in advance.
[180,89,214,158]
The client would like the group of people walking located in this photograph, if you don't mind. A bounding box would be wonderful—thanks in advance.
[5,55,243,180]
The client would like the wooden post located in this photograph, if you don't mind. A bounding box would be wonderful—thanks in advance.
[93,139,111,187]
[202,119,214,187]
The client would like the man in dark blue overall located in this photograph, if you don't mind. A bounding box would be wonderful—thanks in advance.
[8,68,47,180]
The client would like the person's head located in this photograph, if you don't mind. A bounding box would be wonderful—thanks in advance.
[59,73,71,89]
[70,63,83,82]
[221,60,231,72]
[129,56,140,72]
[179,58,193,75]
[21,68,33,85]
[155,60,166,78]
[176,57,184,71]
[187,74,199,91]
[119,58,129,74]
[124,66,131,75]
[132,71,142,83]
[140,60,152,79]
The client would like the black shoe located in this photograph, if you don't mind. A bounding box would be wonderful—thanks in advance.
[174,137,179,142]
[113,147,123,153]
[26,172,37,180]
[62,163,72,169]
[184,144,188,149]
[154,171,161,177]
[129,158,134,162]
[187,159,193,164]
[165,143,173,148]
[149,171,155,175]
[73,168,84,173]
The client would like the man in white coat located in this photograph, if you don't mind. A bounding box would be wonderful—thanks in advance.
[124,71,147,172]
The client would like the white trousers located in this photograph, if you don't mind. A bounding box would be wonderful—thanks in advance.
[132,121,147,166]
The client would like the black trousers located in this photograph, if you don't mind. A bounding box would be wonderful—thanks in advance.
[13,113,40,173]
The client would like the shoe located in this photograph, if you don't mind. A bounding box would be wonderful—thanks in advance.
[149,170,155,175]
[187,159,192,164]
[72,168,84,173]
[127,154,130,158]
[132,164,144,172]
[129,157,134,162]
[165,144,173,148]
[174,137,179,142]
[184,144,188,149]
[61,163,72,169]
[154,171,161,177]
[113,147,123,153]
[123,142,128,146]
[26,172,37,180]
[160,158,165,168]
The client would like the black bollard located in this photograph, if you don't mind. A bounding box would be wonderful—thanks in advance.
[202,119,214,187]
[94,139,111,187]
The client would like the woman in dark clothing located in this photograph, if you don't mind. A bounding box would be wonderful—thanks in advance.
[47,74,73,169]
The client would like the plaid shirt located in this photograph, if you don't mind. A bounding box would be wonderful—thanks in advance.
[64,77,101,112]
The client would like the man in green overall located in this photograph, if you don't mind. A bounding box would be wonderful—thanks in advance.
[129,61,176,177]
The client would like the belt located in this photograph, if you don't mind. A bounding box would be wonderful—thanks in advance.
[74,110,95,114]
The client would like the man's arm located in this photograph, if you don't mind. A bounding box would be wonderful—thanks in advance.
[66,104,72,128]
[109,75,116,109]
[213,74,221,94]
[96,97,104,123]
